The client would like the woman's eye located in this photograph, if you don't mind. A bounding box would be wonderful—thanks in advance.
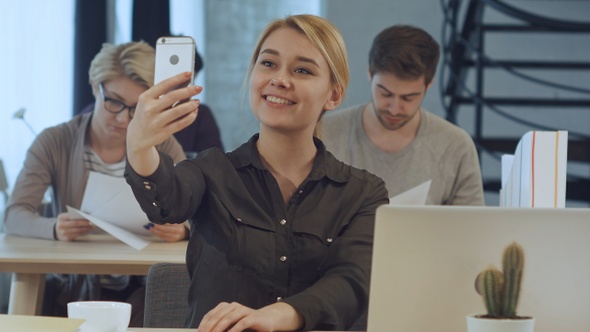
[260,60,274,67]
[295,67,312,75]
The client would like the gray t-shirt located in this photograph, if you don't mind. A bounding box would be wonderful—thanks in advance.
[321,104,484,205]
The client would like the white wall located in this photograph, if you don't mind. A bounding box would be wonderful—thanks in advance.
[0,0,74,199]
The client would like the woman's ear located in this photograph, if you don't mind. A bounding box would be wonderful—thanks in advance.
[323,85,344,111]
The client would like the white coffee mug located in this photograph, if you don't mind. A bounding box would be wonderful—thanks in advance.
[67,301,131,332]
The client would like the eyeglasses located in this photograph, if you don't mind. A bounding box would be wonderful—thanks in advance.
[98,83,136,119]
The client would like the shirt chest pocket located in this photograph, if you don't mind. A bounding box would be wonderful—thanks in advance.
[290,215,351,279]
[211,195,278,273]
[292,212,350,245]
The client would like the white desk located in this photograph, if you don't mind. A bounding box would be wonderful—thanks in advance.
[0,233,187,315]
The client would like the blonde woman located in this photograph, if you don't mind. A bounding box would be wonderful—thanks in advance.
[126,15,388,331]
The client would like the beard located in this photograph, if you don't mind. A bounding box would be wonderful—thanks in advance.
[374,108,413,131]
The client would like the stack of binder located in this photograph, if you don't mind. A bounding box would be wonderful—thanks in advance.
[500,130,568,208]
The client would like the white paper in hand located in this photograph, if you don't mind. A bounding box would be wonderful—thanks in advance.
[81,172,153,236]
[389,180,431,206]
[67,206,149,250]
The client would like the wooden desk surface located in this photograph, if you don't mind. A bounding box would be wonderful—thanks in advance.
[0,233,187,315]
[0,233,187,275]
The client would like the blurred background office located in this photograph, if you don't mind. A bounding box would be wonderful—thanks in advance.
[1,0,589,221]
[0,0,589,315]
[1,0,589,208]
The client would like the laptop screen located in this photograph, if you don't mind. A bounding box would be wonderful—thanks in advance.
[367,205,590,332]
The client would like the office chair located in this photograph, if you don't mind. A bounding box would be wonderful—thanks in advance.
[144,262,191,328]
[0,159,10,313]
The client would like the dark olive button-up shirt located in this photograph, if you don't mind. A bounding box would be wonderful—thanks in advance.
[125,135,388,330]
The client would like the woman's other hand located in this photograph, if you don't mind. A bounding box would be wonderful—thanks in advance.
[198,301,304,332]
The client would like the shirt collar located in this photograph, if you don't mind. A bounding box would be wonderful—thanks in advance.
[228,134,350,184]
[228,134,263,170]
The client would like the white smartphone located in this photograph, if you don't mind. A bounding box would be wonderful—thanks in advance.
[154,36,196,94]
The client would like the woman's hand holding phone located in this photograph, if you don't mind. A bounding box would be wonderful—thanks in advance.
[126,72,202,176]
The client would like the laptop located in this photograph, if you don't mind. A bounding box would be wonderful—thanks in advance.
[367,205,590,332]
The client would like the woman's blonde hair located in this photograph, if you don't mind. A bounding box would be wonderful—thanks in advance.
[246,14,349,136]
[88,41,155,88]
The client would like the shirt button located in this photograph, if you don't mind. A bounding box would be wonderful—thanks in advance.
[279,219,286,225]
[280,256,287,262]
[276,296,283,302]
[152,202,158,207]
[144,184,152,190]
[327,238,333,243]
[236,218,242,222]
[298,190,303,194]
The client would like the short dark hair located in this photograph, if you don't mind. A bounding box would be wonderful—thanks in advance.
[368,25,440,86]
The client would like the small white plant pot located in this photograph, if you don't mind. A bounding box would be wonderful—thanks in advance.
[466,314,535,332]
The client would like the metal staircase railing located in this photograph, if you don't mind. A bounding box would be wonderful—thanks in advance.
[440,0,590,203]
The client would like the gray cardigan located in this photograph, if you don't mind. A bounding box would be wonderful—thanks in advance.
[4,113,185,239]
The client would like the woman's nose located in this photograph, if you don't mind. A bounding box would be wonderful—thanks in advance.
[270,76,290,88]
[115,108,132,123]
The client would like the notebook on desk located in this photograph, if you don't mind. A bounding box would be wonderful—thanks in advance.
[367,205,590,332]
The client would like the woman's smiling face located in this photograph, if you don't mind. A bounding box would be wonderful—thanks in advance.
[249,27,340,136]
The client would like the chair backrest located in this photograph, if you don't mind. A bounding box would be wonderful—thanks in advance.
[144,262,191,328]
[0,159,8,196]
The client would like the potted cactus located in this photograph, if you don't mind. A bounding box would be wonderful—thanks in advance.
[467,242,535,332]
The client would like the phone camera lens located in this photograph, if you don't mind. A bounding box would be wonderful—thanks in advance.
[161,38,166,43]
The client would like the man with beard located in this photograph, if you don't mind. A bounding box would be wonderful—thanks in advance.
[321,25,484,205]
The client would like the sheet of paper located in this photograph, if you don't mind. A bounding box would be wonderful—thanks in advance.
[81,171,152,236]
[67,206,150,251]
[80,171,125,213]
[0,314,84,332]
[389,180,431,205]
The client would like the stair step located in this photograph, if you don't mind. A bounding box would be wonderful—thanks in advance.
[483,179,589,203]
[455,97,590,107]
[483,24,590,33]
[478,138,590,162]
[462,60,590,70]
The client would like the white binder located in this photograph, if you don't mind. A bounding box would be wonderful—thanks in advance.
[500,130,568,207]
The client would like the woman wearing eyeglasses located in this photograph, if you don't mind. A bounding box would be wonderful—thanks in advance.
[3,41,186,326]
